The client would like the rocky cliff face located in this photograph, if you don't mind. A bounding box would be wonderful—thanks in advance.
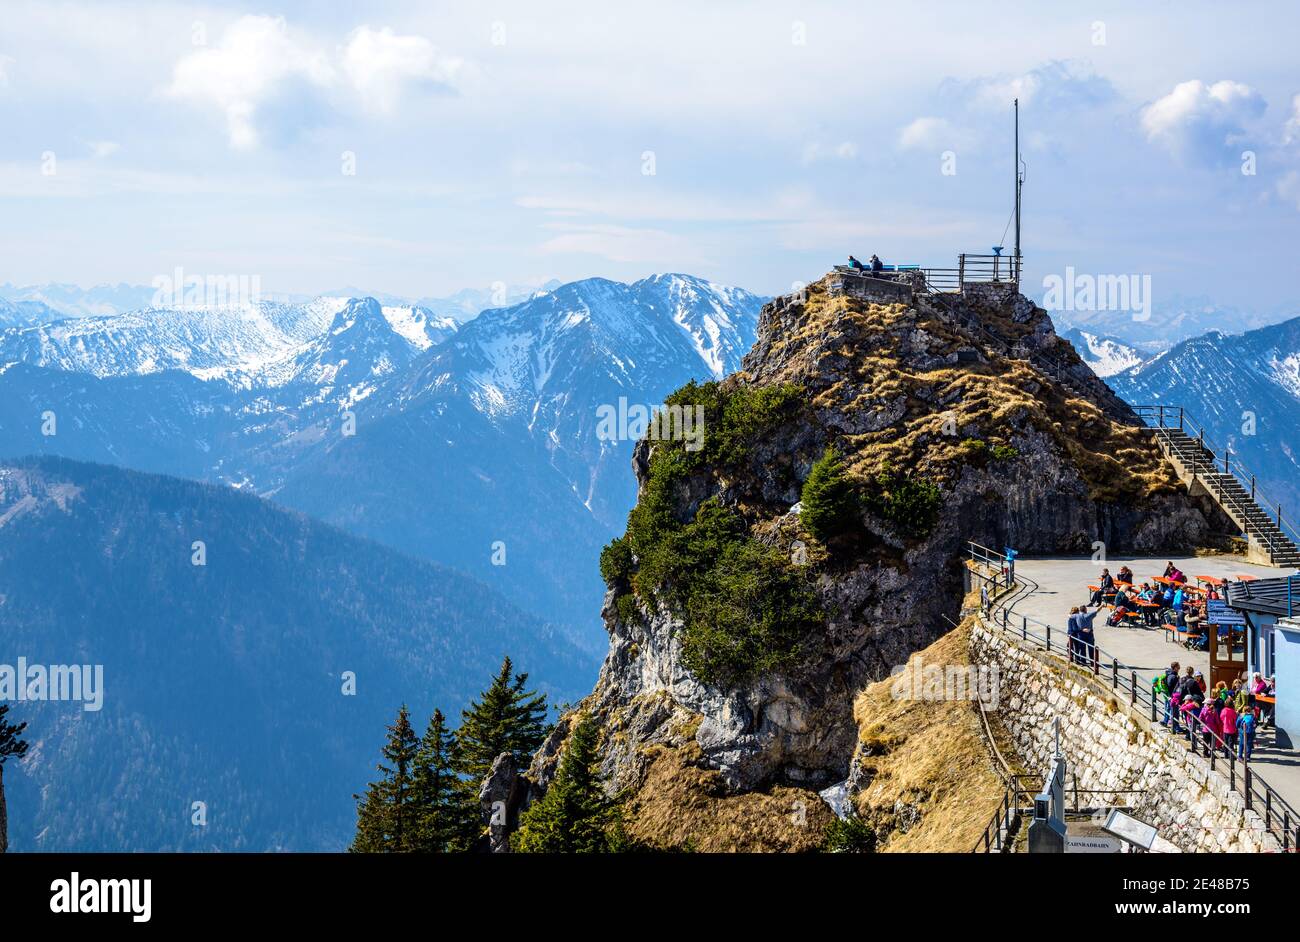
[524,274,1233,849]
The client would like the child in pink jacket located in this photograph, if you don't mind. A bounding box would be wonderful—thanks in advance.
[1199,700,1220,756]
[1220,701,1239,756]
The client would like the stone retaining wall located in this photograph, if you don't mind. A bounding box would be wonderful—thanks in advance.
[971,619,1281,852]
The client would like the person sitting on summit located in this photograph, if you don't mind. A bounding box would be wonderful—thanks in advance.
[848,255,865,271]
[869,254,884,273]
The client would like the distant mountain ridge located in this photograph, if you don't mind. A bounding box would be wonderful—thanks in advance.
[1106,314,1300,518]
[1059,326,1146,377]
[0,279,562,325]
[0,456,591,852]
[1050,292,1298,350]
[0,273,764,635]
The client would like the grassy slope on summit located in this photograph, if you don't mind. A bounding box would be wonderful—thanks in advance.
[749,280,1181,503]
[850,624,1006,852]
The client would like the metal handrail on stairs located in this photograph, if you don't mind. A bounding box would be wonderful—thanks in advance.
[1132,405,1300,565]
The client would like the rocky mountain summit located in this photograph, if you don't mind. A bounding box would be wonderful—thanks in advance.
[507,272,1234,851]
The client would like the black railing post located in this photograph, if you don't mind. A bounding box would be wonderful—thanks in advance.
[1245,766,1253,811]
[1045,624,1051,653]
[1022,616,1027,641]
[1157,404,1164,428]
[1130,670,1137,705]
[1178,406,1184,430]
[1251,475,1256,500]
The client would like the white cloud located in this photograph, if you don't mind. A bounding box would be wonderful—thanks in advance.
[1284,94,1300,145]
[0,53,13,87]
[897,117,970,152]
[536,222,695,264]
[88,141,119,159]
[342,26,460,114]
[1140,79,1266,165]
[801,141,858,164]
[950,60,1116,112]
[165,18,459,148]
[167,15,334,150]
[1279,171,1300,211]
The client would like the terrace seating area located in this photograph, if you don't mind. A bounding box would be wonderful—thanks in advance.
[1006,553,1300,816]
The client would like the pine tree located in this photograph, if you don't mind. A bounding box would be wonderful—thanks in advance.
[0,704,26,765]
[0,704,28,855]
[455,657,550,782]
[512,713,616,853]
[411,709,478,852]
[350,704,420,853]
[800,445,857,543]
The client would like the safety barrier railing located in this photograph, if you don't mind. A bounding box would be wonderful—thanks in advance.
[974,771,1146,853]
[965,553,1300,850]
[921,254,1022,293]
[1132,405,1300,564]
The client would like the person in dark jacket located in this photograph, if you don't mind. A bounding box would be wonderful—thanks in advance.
[1161,661,1181,726]
[848,255,864,271]
[1089,568,1115,607]
[1067,607,1083,664]
[1076,608,1099,670]
[869,254,883,273]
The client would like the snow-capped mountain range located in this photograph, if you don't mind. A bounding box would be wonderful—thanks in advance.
[0,278,563,326]
[0,273,764,638]
[1107,315,1300,518]
[1049,293,1298,351]
[1059,327,1146,377]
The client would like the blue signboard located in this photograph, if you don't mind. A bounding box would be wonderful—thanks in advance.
[1207,599,1247,626]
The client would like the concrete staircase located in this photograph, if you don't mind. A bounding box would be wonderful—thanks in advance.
[1147,422,1300,568]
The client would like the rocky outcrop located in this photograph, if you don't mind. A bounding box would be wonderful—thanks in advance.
[478,752,527,853]
[527,274,1235,847]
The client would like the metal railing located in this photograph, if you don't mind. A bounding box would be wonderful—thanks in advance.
[975,772,1146,853]
[965,543,1300,850]
[921,254,1023,292]
[1133,405,1300,564]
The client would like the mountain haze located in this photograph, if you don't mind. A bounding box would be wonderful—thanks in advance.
[0,456,590,852]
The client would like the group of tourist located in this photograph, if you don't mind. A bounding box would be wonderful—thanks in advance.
[1086,563,1213,637]
[1156,661,1275,760]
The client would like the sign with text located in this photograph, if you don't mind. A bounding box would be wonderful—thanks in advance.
[1207,600,1246,626]
[1065,835,1121,853]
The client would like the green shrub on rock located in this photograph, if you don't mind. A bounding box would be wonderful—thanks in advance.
[800,446,858,544]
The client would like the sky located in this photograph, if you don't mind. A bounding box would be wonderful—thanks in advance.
[2,0,1299,309]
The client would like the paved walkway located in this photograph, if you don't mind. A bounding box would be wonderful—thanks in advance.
[1011,554,1300,819]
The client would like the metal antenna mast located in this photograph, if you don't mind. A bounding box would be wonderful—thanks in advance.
[1014,98,1022,282]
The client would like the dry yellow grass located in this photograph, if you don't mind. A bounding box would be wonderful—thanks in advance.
[755,276,1180,503]
[620,740,835,852]
[850,624,1007,852]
